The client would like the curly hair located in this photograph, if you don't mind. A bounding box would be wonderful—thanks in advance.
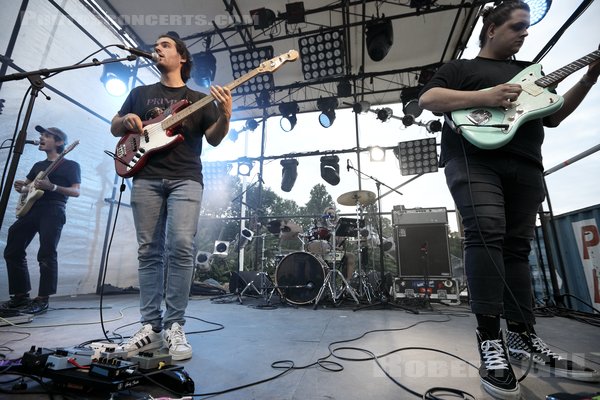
[478,1,530,48]
[158,32,192,83]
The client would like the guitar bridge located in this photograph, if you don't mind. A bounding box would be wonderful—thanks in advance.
[466,109,492,125]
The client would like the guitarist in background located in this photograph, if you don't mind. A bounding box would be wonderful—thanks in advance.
[1,126,81,315]
[110,32,231,361]
[419,1,600,399]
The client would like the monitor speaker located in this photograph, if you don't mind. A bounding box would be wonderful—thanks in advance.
[394,224,451,277]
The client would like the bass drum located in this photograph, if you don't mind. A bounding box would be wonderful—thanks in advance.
[275,252,328,305]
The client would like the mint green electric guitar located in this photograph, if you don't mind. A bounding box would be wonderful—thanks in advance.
[451,48,600,150]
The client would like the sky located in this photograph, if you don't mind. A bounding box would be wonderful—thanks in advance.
[201,1,600,233]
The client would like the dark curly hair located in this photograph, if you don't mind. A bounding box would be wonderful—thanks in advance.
[478,1,530,48]
[158,32,192,83]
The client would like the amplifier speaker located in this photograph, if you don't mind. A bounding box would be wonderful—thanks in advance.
[394,224,451,277]
[229,271,273,295]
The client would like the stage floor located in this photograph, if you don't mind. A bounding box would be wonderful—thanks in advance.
[1,292,599,399]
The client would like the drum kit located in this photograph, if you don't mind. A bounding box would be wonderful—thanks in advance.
[267,189,380,307]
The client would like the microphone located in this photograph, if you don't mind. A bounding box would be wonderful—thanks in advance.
[116,44,160,62]
[346,159,350,171]
[26,139,40,145]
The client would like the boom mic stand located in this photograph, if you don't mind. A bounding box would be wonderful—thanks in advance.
[347,163,417,314]
[0,55,137,231]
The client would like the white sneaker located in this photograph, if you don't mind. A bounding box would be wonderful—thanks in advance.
[120,324,163,357]
[165,322,192,361]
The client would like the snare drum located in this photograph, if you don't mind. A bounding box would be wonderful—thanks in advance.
[275,252,328,304]
[306,227,332,254]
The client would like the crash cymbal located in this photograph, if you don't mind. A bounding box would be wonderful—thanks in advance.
[337,190,376,207]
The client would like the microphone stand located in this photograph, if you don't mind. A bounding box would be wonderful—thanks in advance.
[0,55,137,231]
[347,164,417,314]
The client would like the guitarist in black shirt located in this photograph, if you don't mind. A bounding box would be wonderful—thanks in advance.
[419,1,599,399]
[1,126,80,314]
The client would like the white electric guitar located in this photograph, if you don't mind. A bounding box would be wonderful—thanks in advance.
[16,140,79,217]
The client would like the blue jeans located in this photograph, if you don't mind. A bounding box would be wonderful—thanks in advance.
[130,178,203,330]
[444,154,545,324]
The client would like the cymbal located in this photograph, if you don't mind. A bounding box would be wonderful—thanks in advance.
[337,190,376,206]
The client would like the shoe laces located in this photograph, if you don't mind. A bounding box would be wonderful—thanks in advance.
[481,339,510,370]
[168,325,188,345]
[530,335,564,361]
[130,326,152,343]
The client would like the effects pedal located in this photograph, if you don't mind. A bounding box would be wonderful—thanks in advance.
[130,351,172,370]
[46,347,93,370]
[89,358,137,379]
[21,346,55,371]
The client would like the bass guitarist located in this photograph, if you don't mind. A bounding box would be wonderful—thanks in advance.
[109,32,232,361]
[1,126,80,315]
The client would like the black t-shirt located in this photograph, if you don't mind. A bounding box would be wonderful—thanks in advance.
[118,82,219,184]
[420,57,545,168]
[27,158,81,206]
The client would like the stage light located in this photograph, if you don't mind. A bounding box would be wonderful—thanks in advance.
[410,0,435,10]
[426,120,442,133]
[317,97,338,128]
[250,7,276,30]
[524,0,552,25]
[298,30,345,81]
[397,138,438,176]
[376,107,393,122]
[237,227,254,249]
[337,80,352,97]
[280,159,299,192]
[279,102,299,132]
[213,241,230,258]
[202,161,232,192]
[256,89,271,108]
[353,101,370,114]
[237,159,253,176]
[369,146,386,162]
[320,155,340,186]
[285,2,306,24]
[229,46,274,95]
[100,61,131,96]
[192,51,216,88]
[366,18,393,62]
[401,87,424,119]
[245,119,259,131]
[195,251,212,272]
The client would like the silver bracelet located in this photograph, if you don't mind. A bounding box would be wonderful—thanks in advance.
[52,184,58,192]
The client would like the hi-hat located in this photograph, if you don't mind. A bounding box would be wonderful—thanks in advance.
[337,190,376,206]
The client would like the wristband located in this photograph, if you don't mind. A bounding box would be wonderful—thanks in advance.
[52,184,58,192]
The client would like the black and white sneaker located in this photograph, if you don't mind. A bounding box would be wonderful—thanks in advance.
[120,324,163,357]
[476,329,520,400]
[506,330,600,382]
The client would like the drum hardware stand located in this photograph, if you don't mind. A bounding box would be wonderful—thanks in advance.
[313,224,359,309]
[344,168,417,314]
